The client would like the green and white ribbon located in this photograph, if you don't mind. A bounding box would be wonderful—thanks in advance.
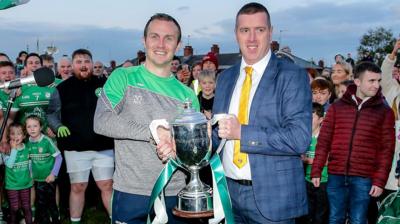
[147,154,234,224]
[0,0,30,10]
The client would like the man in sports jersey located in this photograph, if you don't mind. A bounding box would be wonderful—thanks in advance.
[14,53,57,138]
[47,49,114,224]
[0,61,20,143]
[94,13,198,224]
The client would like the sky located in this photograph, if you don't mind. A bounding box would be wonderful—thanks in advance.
[0,0,399,66]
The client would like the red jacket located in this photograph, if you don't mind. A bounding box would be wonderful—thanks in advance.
[311,84,395,188]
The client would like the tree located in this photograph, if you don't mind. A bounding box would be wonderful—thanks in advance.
[357,27,396,65]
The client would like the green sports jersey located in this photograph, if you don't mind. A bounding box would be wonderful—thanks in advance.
[305,135,328,183]
[14,82,58,129]
[27,134,60,181]
[104,65,200,110]
[0,90,19,113]
[5,145,33,190]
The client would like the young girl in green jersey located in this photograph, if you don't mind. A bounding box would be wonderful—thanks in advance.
[25,115,62,224]
[4,123,33,224]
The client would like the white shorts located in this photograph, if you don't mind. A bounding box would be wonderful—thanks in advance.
[64,150,114,183]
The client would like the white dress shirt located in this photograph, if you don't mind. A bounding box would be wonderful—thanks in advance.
[223,50,271,180]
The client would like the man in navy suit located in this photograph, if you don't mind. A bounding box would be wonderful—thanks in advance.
[212,2,312,223]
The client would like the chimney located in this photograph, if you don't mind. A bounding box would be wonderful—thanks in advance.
[183,45,193,57]
[271,41,279,53]
[211,44,220,55]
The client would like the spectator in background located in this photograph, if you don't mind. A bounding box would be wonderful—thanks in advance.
[197,70,216,120]
[334,54,345,63]
[176,63,191,86]
[41,54,55,73]
[320,68,331,79]
[170,55,180,76]
[331,61,352,97]
[20,53,42,77]
[47,49,114,224]
[190,61,203,95]
[93,61,107,78]
[311,79,333,112]
[336,80,354,99]
[346,53,355,68]
[106,60,116,75]
[15,51,27,77]
[57,57,72,80]
[312,62,395,224]
[300,103,328,224]
[0,61,20,143]
[202,52,218,72]
[0,53,11,62]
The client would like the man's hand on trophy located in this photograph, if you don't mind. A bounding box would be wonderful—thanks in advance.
[156,126,175,163]
[218,116,241,140]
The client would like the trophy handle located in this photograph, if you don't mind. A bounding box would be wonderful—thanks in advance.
[149,119,170,144]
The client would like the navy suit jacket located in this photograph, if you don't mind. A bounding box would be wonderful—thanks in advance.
[212,54,312,221]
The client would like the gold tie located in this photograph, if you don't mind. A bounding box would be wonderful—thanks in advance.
[233,66,252,168]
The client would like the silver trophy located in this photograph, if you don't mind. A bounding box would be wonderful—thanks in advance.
[171,101,213,218]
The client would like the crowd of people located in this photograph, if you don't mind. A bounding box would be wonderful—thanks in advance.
[0,2,399,224]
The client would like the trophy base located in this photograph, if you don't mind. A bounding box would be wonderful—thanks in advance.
[174,187,213,218]
[172,207,214,218]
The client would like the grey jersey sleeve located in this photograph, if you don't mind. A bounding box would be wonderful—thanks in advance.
[93,91,152,141]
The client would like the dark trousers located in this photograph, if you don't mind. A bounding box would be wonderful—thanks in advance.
[297,182,329,224]
[226,178,295,224]
[34,181,60,224]
[112,190,188,224]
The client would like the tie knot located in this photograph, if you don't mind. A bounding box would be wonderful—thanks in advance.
[244,66,253,77]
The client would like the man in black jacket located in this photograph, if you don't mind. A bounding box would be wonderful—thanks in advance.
[47,49,114,224]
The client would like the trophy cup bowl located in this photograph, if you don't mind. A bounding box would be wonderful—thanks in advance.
[171,106,213,218]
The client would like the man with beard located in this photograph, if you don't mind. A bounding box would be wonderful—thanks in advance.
[47,49,114,224]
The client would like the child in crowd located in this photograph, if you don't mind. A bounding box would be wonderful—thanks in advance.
[25,115,62,224]
[311,79,333,113]
[190,61,203,95]
[336,80,354,99]
[302,103,328,224]
[197,70,216,120]
[4,123,33,224]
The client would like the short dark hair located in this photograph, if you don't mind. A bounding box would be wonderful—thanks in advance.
[236,2,271,29]
[72,49,93,60]
[18,51,27,57]
[0,61,15,69]
[144,13,181,44]
[172,56,181,63]
[0,53,11,62]
[312,103,324,118]
[40,54,54,62]
[24,53,43,66]
[353,62,381,79]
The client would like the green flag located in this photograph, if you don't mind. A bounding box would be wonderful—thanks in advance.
[0,0,30,10]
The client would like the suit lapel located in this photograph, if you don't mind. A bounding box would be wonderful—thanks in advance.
[249,54,279,122]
